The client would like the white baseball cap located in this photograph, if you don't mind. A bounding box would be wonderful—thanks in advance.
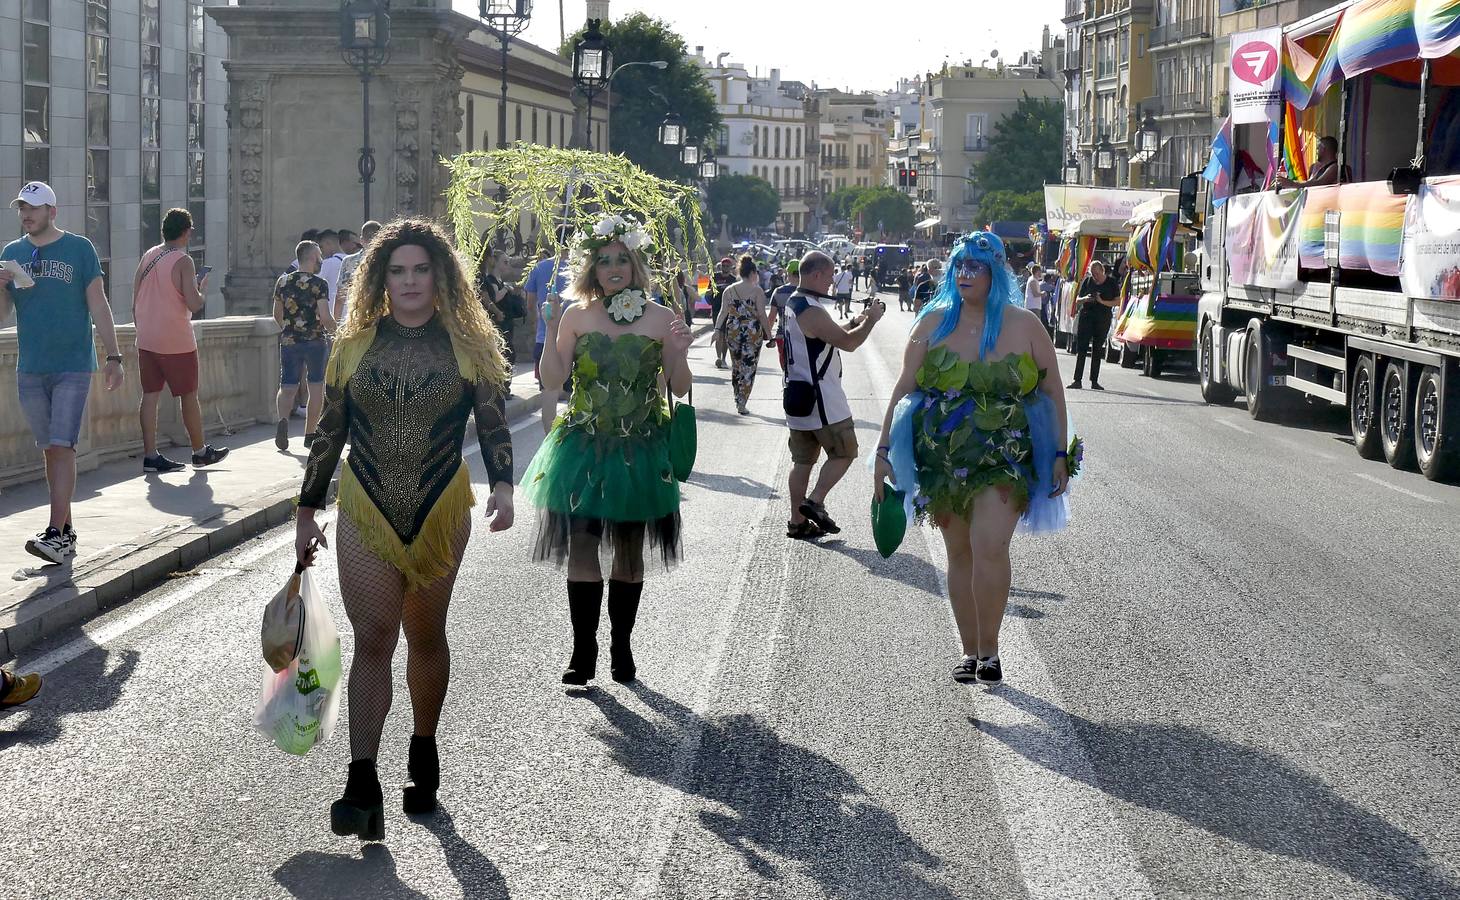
[11,181,57,208]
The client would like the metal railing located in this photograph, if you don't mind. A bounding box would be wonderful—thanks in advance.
[964,138,988,152]
[1147,90,1211,116]
[1149,18,1214,49]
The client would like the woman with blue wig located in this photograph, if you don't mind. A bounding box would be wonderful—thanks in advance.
[872,231,1079,685]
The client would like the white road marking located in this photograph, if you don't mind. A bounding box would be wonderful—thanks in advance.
[28,569,237,676]
[1354,472,1443,504]
[1136,386,1160,397]
[863,338,1154,898]
[21,407,548,670]
[1215,419,1254,436]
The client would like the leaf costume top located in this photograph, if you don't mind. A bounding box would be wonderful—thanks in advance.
[299,315,513,588]
[886,345,1077,532]
[520,331,681,570]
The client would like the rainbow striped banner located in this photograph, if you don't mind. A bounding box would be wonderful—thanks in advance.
[1336,181,1408,276]
[1298,184,1343,268]
[1284,0,1460,109]
[1116,293,1198,350]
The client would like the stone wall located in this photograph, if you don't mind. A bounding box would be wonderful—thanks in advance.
[0,317,280,488]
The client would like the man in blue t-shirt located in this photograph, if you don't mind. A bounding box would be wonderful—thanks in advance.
[0,181,125,566]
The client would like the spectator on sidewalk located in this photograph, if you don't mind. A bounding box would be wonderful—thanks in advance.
[338,228,361,256]
[710,257,736,368]
[525,228,572,387]
[0,181,125,565]
[133,207,229,473]
[336,219,381,322]
[781,250,884,540]
[272,240,335,451]
[1023,264,1044,319]
[317,229,347,306]
[765,257,799,371]
[286,229,320,273]
[832,262,855,320]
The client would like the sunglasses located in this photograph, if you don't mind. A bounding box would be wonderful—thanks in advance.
[955,260,991,279]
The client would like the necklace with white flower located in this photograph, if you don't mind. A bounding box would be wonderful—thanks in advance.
[603,288,649,324]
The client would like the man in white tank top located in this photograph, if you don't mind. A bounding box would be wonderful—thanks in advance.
[782,251,884,539]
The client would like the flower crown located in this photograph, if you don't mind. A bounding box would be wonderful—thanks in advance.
[954,231,1006,264]
[576,214,653,254]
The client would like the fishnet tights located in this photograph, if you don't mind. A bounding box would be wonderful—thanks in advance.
[337,513,470,762]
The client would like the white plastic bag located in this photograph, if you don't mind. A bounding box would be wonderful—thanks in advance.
[254,568,343,756]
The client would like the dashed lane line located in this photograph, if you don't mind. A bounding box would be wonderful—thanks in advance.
[863,334,1155,898]
[1215,418,1255,436]
[1354,472,1443,504]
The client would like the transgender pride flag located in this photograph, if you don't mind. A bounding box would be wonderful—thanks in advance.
[1202,117,1235,208]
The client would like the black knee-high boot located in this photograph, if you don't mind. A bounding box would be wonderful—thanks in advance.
[607,579,643,683]
[563,580,603,685]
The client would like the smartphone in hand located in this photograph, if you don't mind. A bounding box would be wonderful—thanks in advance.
[195,265,212,285]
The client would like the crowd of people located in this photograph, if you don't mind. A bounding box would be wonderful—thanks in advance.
[1,185,1078,846]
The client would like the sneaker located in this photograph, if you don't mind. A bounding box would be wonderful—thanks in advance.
[0,670,42,708]
[303,432,316,449]
[714,359,729,370]
[786,519,824,540]
[275,419,289,451]
[975,656,1004,685]
[1066,381,1083,390]
[1090,382,1105,391]
[143,453,186,473]
[24,527,69,564]
[798,499,841,535]
[952,656,979,683]
[192,445,230,467]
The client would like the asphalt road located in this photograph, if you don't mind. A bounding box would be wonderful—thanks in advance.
[4,294,1459,899]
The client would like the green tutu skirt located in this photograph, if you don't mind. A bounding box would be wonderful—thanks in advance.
[520,423,682,574]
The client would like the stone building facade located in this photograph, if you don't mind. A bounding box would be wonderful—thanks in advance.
[2,0,230,321]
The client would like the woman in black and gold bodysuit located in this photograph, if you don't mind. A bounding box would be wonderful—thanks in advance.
[295,219,514,842]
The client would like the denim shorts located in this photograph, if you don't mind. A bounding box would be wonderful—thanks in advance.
[17,371,92,449]
[280,339,328,386]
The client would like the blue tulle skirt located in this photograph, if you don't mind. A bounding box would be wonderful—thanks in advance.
[886,389,1074,533]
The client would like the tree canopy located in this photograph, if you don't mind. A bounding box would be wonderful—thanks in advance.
[706,174,780,230]
[562,14,721,182]
[822,186,870,224]
[851,187,916,238]
[974,189,1046,224]
[973,95,1063,196]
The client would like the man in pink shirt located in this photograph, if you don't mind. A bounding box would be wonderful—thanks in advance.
[132,207,228,472]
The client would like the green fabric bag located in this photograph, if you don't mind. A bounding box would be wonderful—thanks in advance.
[871,480,907,559]
[669,385,696,482]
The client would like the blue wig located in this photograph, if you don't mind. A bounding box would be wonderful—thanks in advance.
[912,231,1021,360]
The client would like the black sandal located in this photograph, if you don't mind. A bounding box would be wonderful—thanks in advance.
[786,520,823,540]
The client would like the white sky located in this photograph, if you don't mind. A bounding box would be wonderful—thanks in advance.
[466,1,1067,93]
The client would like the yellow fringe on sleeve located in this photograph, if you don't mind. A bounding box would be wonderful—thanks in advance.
[337,461,476,591]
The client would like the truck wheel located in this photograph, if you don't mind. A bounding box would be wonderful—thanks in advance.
[1380,361,1416,470]
[1148,349,1165,379]
[1350,354,1383,460]
[1200,324,1235,404]
[1244,328,1277,421]
[1120,343,1139,368]
[1413,366,1458,481]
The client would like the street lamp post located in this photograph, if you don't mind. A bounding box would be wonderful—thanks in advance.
[659,112,685,148]
[1096,135,1115,187]
[1063,152,1081,185]
[1136,111,1160,187]
[339,0,391,223]
[572,19,611,150]
[480,0,532,160]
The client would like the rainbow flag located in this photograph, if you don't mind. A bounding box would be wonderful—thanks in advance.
[1202,117,1234,208]
[1417,0,1460,57]
[1117,294,1198,350]
[1297,185,1342,269]
[1283,0,1460,110]
[1336,181,1408,275]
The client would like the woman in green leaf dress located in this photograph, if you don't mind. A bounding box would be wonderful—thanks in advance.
[873,232,1077,686]
[524,215,694,686]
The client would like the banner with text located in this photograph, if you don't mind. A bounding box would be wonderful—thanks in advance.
[1401,176,1460,300]
[1042,186,1173,234]
[1230,28,1284,125]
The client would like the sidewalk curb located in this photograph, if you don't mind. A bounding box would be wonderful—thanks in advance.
[1,391,542,662]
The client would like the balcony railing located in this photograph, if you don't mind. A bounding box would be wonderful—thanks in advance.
[1147,90,1211,116]
[1149,18,1214,49]
[855,159,870,169]
[964,138,988,152]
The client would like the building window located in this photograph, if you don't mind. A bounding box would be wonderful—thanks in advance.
[774,128,781,158]
[22,0,50,183]
[86,0,111,268]
[545,112,552,147]
[795,129,802,158]
[141,0,161,254]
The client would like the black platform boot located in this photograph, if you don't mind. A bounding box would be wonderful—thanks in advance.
[563,580,603,686]
[608,579,643,683]
[402,735,439,814]
[330,759,385,841]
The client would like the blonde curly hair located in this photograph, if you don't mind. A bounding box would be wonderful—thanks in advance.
[337,218,510,386]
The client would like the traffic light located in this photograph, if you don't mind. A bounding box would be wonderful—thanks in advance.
[908,168,918,187]
[897,168,908,187]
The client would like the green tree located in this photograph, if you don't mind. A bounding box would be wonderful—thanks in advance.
[822,186,870,223]
[706,174,780,230]
[563,14,721,182]
[851,187,916,238]
[973,95,1063,195]
[975,189,1046,224]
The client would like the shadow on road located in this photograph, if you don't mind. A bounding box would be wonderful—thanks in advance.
[587,683,956,899]
[821,541,942,598]
[1006,587,1066,620]
[274,806,508,899]
[0,641,139,752]
[977,687,1458,900]
[686,472,776,500]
